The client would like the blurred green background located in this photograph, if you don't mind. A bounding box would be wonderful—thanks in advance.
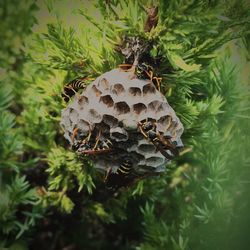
[0,0,249,249]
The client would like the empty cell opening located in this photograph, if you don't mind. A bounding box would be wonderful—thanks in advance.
[69,108,78,122]
[143,84,156,95]
[98,78,109,90]
[158,115,172,130]
[148,100,164,112]
[133,103,147,115]
[75,128,88,140]
[78,119,89,131]
[110,127,128,141]
[146,156,164,166]
[114,102,130,115]
[91,85,102,97]
[129,87,141,97]
[112,84,125,95]
[158,115,171,124]
[88,109,101,121]
[135,166,148,173]
[103,114,119,127]
[78,96,89,106]
[138,144,155,153]
[99,122,110,134]
[156,103,166,112]
[168,120,178,132]
[111,131,128,140]
[99,95,114,107]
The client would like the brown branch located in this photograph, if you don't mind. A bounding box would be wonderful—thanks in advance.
[144,6,158,32]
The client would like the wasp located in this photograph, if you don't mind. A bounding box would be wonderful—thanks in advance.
[105,158,133,191]
[71,126,114,156]
[138,119,178,160]
[119,63,162,91]
[62,77,89,102]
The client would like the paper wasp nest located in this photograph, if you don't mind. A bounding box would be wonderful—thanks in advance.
[60,68,184,176]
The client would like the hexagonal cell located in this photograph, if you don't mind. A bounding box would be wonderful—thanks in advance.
[87,108,102,123]
[103,114,119,128]
[129,87,141,97]
[92,121,110,135]
[74,128,89,141]
[112,83,125,95]
[99,95,114,107]
[98,78,110,91]
[138,143,155,153]
[157,115,172,131]
[69,108,78,123]
[78,95,89,106]
[121,118,138,131]
[135,165,148,174]
[145,156,165,166]
[91,85,102,97]
[110,127,128,141]
[168,120,178,133]
[133,103,147,115]
[78,119,90,132]
[148,100,165,112]
[129,151,145,163]
[143,83,156,95]
[114,101,130,115]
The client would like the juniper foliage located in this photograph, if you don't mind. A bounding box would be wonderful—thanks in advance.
[0,0,249,249]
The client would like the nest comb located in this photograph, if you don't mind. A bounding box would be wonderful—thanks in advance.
[60,68,184,177]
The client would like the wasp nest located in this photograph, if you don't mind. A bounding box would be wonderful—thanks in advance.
[60,68,184,177]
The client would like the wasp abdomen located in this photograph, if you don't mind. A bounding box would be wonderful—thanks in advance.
[105,159,133,191]
[117,162,132,175]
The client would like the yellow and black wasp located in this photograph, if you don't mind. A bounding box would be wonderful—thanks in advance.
[138,118,178,160]
[105,158,133,191]
[62,77,88,102]
[71,126,114,155]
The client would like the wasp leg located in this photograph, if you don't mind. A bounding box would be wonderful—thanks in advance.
[102,139,112,149]
[71,127,79,142]
[138,122,149,139]
[62,92,71,103]
[62,86,76,103]
[153,76,162,91]
[156,132,178,157]
[64,85,82,102]
[104,167,112,182]
[144,69,154,81]
[64,85,77,93]
[79,125,92,147]
[93,129,102,150]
